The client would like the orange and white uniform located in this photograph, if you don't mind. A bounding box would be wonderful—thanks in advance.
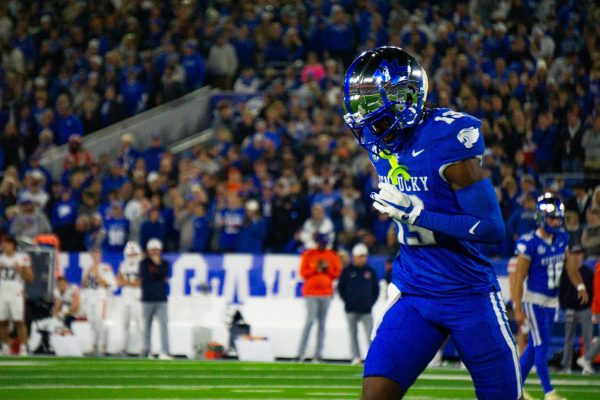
[0,252,31,321]
[81,262,115,350]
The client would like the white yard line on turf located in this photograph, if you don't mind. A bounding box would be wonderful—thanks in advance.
[4,374,599,387]
[230,390,283,393]
[3,384,599,395]
[0,374,362,380]
[0,361,51,366]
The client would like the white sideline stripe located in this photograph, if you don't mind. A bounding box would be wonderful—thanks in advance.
[4,384,600,391]
[490,292,523,398]
[0,365,362,372]
[525,302,541,346]
[4,374,600,386]
[0,361,51,366]
[0,375,363,380]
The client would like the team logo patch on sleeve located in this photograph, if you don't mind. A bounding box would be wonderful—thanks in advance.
[457,126,480,149]
[516,243,527,254]
[537,245,546,255]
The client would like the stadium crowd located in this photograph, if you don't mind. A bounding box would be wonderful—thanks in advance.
[0,0,599,260]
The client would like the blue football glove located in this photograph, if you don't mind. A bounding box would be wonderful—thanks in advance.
[371,182,422,225]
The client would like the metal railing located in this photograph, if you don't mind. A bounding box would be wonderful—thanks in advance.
[40,86,215,179]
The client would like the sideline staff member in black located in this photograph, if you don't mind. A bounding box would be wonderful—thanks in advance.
[140,238,172,359]
[338,243,379,365]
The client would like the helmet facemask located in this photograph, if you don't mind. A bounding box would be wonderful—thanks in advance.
[535,194,565,235]
[343,47,428,156]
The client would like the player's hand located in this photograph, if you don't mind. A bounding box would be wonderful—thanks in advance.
[514,307,525,325]
[578,288,589,305]
[371,182,422,225]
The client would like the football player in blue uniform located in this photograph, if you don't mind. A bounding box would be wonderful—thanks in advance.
[513,194,589,400]
[342,46,522,400]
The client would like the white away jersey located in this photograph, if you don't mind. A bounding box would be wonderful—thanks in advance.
[119,261,141,300]
[0,252,31,293]
[53,284,79,315]
[81,263,116,300]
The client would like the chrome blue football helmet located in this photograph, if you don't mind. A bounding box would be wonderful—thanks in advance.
[342,46,429,156]
[536,193,565,235]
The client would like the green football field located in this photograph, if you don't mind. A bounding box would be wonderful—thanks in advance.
[0,357,597,400]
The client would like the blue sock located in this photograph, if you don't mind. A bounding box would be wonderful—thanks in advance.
[534,344,553,393]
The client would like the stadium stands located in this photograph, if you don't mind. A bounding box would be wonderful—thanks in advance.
[1,1,599,258]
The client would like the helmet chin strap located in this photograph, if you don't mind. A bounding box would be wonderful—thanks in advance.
[544,223,561,236]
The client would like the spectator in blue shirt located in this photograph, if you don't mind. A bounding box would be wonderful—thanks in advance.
[117,133,141,173]
[119,68,147,117]
[140,207,166,251]
[324,6,355,65]
[372,212,393,245]
[102,161,128,198]
[533,111,559,173]
[143,133,165,173]
[217,193,245,252]
[181,40,206,92]
[51,187,78,246]
[102,202,130,254]
[506,194,538,243]
[191,203,210,253]
[55,94,83,145]
[235,199,266,253]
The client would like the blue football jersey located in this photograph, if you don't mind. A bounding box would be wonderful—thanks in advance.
[367,108,499,296]
[515,230,568,298]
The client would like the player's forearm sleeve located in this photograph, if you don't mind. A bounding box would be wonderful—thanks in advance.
[415,179,505,243]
